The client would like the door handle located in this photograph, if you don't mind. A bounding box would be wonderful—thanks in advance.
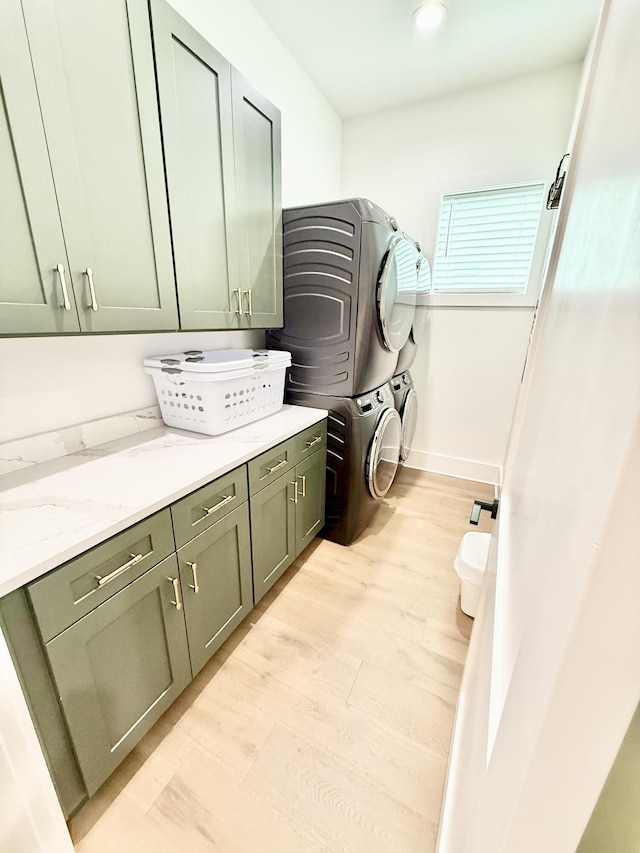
[168,576,183,610]
[186,560,200,594]
[84,267,99,311]
[298,474,306,498]
[470,499,499,525]
[56,264,71,310]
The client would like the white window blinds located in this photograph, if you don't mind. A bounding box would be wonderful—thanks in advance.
[432,182,545,293]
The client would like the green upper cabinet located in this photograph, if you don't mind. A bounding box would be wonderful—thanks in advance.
[150,0,282,331]
[232,71,283,329]
[150,0,240,330]
[14,0,179,333]
[0,0,80,335]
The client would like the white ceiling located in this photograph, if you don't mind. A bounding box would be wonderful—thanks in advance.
[249,0,602,118]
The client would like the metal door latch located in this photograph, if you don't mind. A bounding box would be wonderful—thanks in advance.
[470,498,499,525]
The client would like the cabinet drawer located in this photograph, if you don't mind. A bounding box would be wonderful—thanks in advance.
[171,465,248,547]
[27,509,174,642]
[247,436,296,495]
[294,420,327,463]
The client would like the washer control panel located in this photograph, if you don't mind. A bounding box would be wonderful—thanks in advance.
[356,383,392,414]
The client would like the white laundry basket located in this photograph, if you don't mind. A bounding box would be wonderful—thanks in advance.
[144,349,291,436]
[454,531,491,617]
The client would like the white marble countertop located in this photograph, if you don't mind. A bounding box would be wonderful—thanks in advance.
[0,405,327,597]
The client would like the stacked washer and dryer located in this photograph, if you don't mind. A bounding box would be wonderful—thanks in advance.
[390,242,431,464]
[267,198,427,545]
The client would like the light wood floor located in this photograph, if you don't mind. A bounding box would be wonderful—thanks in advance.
[69,468,494,853]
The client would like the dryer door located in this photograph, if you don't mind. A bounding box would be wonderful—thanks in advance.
[377,236,417,353]
[366,407,402,498]
[400,388,418,461]
[411,255,431,345]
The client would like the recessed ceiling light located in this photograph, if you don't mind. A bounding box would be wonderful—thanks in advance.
[414,1,447,31]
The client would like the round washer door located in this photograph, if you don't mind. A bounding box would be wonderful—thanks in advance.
[399,388,418,461]
[410,255,431,346]
[367,407,402,498]
[377,236,418,353]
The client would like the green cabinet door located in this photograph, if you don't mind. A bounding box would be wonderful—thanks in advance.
[0,0,80,335]
[231,70,283,329]
[295,448,327,554]
[19,0,179,332]
[177,503,253,676]
[150,0,240,331]
[44,555,191,796]
[250,471,296,604]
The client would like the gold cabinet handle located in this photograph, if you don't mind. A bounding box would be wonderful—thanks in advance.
[245,288,253,316]
[84,267,99,311]
[298,474,306,498]
[266,458,287,475]
[186,561,200,594]
[56,264,71,311]
[200,494,234,518]
[290,481,298,504]
[305,435,322,448]
[234,288,244,316]
[96,552,143,587]
[169,576,183,610]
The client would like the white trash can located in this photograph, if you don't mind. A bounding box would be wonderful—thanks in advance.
[454,531,491,617]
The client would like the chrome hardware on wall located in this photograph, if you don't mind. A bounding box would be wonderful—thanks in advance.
[546,153,570,210]
[84,267,99,310]
[470,498,499,525]
[56,264,71,310]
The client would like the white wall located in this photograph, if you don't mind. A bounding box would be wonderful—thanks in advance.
[438,0,640,849]
[342,64,582,483]
[0,0,342,445]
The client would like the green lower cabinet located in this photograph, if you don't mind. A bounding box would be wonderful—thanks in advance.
[295,448,327,553]
[45,554,191,796]
[250,470,297,604]
[250,446,327,604]
[177,502,253,676]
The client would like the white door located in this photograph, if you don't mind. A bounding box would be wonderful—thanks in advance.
[438,0,640,850]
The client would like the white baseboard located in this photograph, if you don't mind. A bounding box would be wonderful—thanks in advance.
[404,450,501,487]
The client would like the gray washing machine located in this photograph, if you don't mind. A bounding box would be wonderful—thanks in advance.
[390,371,418,463]
[395,248,431,375]
[286,382,401,545]
[267,198,417,397]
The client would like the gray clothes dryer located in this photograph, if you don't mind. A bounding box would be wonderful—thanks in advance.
[267,198,417,397]
[395,248,431,375]
[390,371,418,462]
[286,382,401,545]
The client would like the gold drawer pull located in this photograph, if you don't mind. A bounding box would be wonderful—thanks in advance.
[290,481,298,504]
[265,458,287,475]
[169,576,183,610]
[200,494,235,518]
[305,435,322,448]
[96,552,144,587]
[186,560,200,594]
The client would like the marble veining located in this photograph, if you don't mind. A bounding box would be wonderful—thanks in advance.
[0,406,164,475]
[0,405,327,597]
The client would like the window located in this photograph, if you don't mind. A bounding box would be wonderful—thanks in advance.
[431,182,547,307]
